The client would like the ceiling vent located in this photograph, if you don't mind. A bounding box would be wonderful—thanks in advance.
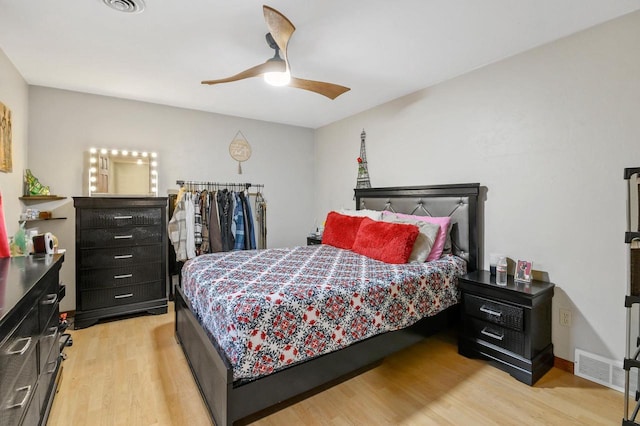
[102,0,145,13]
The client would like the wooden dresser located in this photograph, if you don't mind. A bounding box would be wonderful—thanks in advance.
[0,254,65,426]
[73,197,168,329]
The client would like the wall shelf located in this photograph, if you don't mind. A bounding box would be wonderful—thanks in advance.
[19,196,66,202]
[20,217,67,224]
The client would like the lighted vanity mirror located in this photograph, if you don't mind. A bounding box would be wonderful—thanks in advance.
[85,148,158,196]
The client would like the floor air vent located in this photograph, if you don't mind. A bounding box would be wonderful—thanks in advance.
[575,348,637,394]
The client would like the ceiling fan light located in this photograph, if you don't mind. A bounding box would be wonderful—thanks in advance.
[264,70,291,87]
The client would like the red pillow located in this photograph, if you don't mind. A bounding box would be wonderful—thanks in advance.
[351,217,419,264]
[322,211,366,249]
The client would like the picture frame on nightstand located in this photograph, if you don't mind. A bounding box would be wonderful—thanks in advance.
[515,260,532,283]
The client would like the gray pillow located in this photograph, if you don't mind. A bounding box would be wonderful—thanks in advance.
[382,214,440,262]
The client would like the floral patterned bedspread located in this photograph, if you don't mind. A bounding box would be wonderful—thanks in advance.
[181,244,466,381]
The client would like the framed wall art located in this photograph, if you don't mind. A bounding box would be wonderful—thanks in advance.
[0,101,12,173]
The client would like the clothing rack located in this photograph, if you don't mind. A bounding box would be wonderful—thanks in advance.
[176,180,264,194]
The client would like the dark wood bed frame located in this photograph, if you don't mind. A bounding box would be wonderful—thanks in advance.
[175,183,481,425]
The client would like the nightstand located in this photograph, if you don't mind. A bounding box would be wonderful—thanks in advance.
[306,235,322,245]
[457,270,555,385]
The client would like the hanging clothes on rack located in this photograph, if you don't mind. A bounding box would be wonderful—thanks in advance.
[255,191,267,249]
[169,181,265,262]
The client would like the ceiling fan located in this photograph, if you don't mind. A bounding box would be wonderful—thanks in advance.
[201,5,350,100]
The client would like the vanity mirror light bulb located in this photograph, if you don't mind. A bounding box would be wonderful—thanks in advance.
[151,161,157,167]
[89,148,97,154]
[151,178,157,184]
[151,187,157,193]
[100,148,107,154]
[151,152,157,158]
[90,167,97,173]
[122,150,128,156]
[90,186,97,192]
[151,170,157,175]
[142,152,148,157]
[90,157,97,164]
[90,176,97,183]
[132,151,138,157]
[111,149,118,155]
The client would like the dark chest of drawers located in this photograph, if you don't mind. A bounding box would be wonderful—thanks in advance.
[457,270,555,385]
[0,254,65,426]
[73,197,168,329]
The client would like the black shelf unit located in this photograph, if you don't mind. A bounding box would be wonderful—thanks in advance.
[624,167,640,425]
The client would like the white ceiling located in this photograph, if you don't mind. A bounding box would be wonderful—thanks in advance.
[1,1,639,129]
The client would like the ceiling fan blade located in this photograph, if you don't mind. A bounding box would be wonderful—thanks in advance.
[289,77,351,100]
[201,60,285,85]
[263,5,295,59]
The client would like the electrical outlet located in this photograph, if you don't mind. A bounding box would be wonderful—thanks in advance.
[559,308,572,327]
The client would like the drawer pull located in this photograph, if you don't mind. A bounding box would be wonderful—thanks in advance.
[114,293,134,299]
[6,385,32,409]
[114,254,133,260]
[114,273,133,279]
[114,215,133,220]
[114,235,133,240]
[46,359,58,374]
[6,337,32,356]
[480,327,504,341]
[41,293,58,305]
[479,306,502,318]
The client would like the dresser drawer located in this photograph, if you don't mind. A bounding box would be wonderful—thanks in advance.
[464,293,523,331]
[79,226,162,249]
[79,245,163,269]
[466,317,525,356]
[79,208,162,229]
[0,344,38,426]
[0,307,38,405]
[80,281,164,310]
[39,309,60,374]
[37,337,61,413]
[38,275,59,333]
[78,262,164,291]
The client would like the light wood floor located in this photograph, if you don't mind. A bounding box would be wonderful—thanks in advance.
[48,304,623,425]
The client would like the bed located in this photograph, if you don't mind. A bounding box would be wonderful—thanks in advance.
[174,183,481,425]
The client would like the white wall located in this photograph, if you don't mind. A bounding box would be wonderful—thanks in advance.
[28,87,315,311]
[315,11,640,362]
[0,48,28,237]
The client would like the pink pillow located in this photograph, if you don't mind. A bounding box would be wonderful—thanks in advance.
[381,211,451,261]
[322,211,366,250]
[351,217,419,264]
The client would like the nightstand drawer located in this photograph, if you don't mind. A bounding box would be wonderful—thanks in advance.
[464,293,523,331]
[466,317,525,356]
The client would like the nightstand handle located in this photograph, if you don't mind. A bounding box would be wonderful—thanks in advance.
[481,327,504,341]
[480,306,502,318]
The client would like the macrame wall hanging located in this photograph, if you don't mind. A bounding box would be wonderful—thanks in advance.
[229,131,252,174]
[356,129,371,189]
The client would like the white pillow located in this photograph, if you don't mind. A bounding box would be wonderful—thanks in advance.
[382,213,440,262]
[338,208,382,221]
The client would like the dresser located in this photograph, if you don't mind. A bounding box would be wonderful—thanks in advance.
[0,254,65,426]
[73,197,168,329]
[457,270,555,385]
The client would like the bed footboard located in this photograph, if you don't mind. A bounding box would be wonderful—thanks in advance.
[175,285,233,425]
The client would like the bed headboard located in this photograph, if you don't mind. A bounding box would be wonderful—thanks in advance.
[354,183,481,272]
